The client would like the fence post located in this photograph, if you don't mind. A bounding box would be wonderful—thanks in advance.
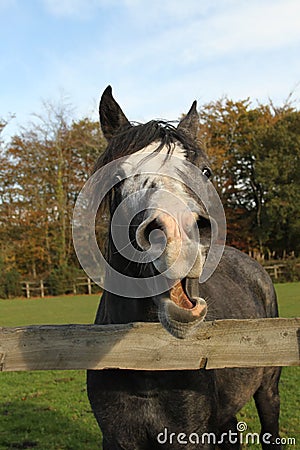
[274,266,278,279]
[87,277,92,295]
[40,280,44,298]
[25,282,30,299]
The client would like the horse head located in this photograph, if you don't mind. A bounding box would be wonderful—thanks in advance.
[93,86,224,338]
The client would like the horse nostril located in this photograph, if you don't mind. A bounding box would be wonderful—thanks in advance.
[148,228,166,247]
[144,218,165,245]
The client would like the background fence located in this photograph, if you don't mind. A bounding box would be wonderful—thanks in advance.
[263,262,300,280]
[16,262,300,299]
[21,276,101,298]
[0,261,297,299]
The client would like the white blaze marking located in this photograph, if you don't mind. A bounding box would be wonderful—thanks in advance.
[120,141,186,177]
[135,141,186,159]
[119,141,188,199]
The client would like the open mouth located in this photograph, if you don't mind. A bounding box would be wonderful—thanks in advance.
[168,277,207,321]
[151,263,208,337]
[155,278,207,338]
[169,277,195,309]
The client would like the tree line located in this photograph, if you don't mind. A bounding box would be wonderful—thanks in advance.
[200,98,300,260]
[0,97,299,297]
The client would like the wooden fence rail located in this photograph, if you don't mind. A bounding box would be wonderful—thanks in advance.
[263,263,300,280]
[0,318,299,372]
[263,264,286,280]
[21,277,102,298]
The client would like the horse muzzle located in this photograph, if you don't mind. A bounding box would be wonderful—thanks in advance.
[136,210,206,279]
[153,279,207,339]
[137,209,208,337]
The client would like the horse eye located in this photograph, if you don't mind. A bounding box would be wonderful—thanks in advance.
[202,167,212,179]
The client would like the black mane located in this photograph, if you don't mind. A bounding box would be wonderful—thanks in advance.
[93,120,207,173]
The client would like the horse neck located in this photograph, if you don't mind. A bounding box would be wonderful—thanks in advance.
[99,244,158,324]
[99,291,158,325]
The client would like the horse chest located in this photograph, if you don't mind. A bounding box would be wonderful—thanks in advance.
[88,369,217,438]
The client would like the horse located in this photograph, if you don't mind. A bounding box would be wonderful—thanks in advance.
[86,86,281,449]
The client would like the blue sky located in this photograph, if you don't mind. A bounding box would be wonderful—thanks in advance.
[1,0,300,139]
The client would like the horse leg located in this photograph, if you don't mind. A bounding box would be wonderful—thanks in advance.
[217,416,241,450]
[254,367,282,449]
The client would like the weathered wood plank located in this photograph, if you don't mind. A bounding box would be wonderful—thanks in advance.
[0,318,299,372]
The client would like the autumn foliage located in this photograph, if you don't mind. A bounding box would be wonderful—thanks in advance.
[0,97,299,294]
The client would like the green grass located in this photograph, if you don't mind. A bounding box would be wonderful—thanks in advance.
[0,294,100,327]
[0,295,102,450]
[0,286,299,449]
[275,282,300,318]
[235,282,300,449]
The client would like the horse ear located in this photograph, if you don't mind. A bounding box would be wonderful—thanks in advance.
[99,86,131,141]
[177,101,199,140]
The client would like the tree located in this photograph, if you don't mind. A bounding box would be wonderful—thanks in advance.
[0,103,106,278]
[1,95,299,287]
[259,109,300,257]
[199,98,300,259]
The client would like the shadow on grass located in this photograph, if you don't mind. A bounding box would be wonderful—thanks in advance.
[0,399,102,450]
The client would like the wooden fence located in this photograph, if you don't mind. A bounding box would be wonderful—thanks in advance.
[0,318,299,372]
[263,262,300,280]
[17,263,299,299]
[21,276,101,298]
[263,264,286,280]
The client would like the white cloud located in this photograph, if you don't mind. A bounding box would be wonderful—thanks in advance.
[123,0,300,65]
[205,0,300,55]
[41,0,232,21]
[42,0,112,18]
[2,0,300,139]
[42,0,300,57]
[34,0,300,124]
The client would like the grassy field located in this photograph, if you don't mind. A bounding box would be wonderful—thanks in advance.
[0,285,299,449]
